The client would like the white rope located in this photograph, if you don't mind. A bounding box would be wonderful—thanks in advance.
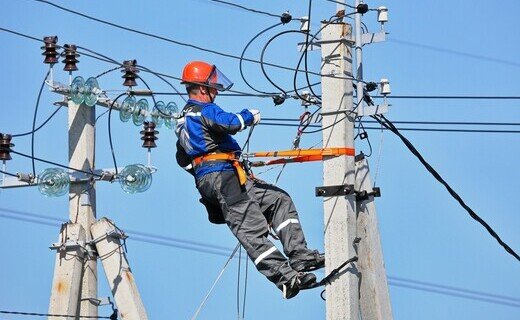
[191,243,241,320]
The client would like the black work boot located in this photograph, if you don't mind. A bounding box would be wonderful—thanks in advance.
[290,250,325,272]
[282,272,317,299]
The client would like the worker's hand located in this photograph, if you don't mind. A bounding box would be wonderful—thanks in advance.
[249,109,261,125]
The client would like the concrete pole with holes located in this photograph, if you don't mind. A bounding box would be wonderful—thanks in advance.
[320,19,359,319]
[91,217,148,319]
[352,1,393,317]
[48,98,97,317]
[48,223,86,319]
[69,98,98,317]
[355,156,393,319]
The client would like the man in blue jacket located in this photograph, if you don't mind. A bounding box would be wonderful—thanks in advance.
[175,61,324,299]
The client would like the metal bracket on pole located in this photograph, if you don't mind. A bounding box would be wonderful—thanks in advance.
[356,102,389,117]
[50,240,98,258]
[315,184,355,197]
[361,32,387,45]
[356,187,381,201]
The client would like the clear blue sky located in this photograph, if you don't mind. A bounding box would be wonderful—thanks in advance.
[0,0,519,319]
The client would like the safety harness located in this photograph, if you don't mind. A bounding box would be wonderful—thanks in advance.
[192,147,356,186]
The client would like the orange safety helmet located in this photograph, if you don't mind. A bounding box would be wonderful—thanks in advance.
[181,61,233,91]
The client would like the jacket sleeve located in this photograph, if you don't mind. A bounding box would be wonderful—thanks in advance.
[202,104,254,135]
[176,140,195,176]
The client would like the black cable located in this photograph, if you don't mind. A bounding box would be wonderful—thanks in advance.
[0,310,112,319]
[0,26,328,100]
[12,105,63,138]
[30,1,358,81]
[95,66,121,79]
[137,65,187,103]
[77,45,121,65]
[206,0,284,19]
[260,30,307,95]
[263,117,520,127]
[258,122,520,134]
[9,150,102,178]
[108,93,127,176]
[324,0,357,9]
[358,120,372,157]
[372,95,520,100]
[373,114,519,262]
[2,208,520,307]
[239,22,283,95]
[293,12,357,102]
[30,70,50,177]
[0,169,18,178]
[137,77,157,110]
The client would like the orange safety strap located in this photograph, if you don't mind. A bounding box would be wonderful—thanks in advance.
[251,155,324,167]
[192,152,247,185]
[248,147,355,158]
[192,153,238,166]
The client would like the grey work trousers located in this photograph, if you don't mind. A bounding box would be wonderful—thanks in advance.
[196,170,316,289]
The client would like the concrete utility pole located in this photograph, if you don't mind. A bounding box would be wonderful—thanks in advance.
[318,1,392,319]
[49,98,97,318]
[320,19,359,320]
[92,218,148,319]
[355,156,393,319]
[68,98,98,317]
[352,1,393,318]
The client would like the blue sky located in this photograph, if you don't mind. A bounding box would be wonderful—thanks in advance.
[0,1,519,319]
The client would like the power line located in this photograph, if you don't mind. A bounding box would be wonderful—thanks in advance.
[387,280,520,308]
[204,0,285,19]
[373,114,519,261]
[8,149,103,178]
[258,122,520,134]
[0,310,114,319]
[30,0,357,82]
[389,38,520,68]
[1,207,519,308]
[263,117,520,126]
[373,95,520,100]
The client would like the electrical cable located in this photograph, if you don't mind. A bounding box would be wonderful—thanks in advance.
[11,105,63,138]
[324,0,357,9]
[0,169,18,178]
[372,95,520,100]
[30,1,358,81]
[0,310,114,319]
[30,70,50,177]
[95,66,121,79]
[263,118,520,127]
[2,208,519,307]
[258,122,520,134]
[241,258,249,320]
[137,65,188,103]
[107,92,127,176]
[373,114,520,262]
[239,22,283,95]
[293,4,357,103]
[302,0,319,101]
[191,243,241,320]
[260,29,307,95]
[9,150,102,178]
[205,0,285,19]
[77,45,121,65]
[236,246,241,320]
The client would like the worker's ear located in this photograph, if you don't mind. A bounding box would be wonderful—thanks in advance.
[199,85,208,95]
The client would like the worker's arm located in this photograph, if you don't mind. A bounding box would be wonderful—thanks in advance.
[202,104,254,135]
[176,140,195,176]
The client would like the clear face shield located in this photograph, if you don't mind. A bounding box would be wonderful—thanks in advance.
[207,66,234,91]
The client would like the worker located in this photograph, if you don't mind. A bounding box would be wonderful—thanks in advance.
[175,61,324,299]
